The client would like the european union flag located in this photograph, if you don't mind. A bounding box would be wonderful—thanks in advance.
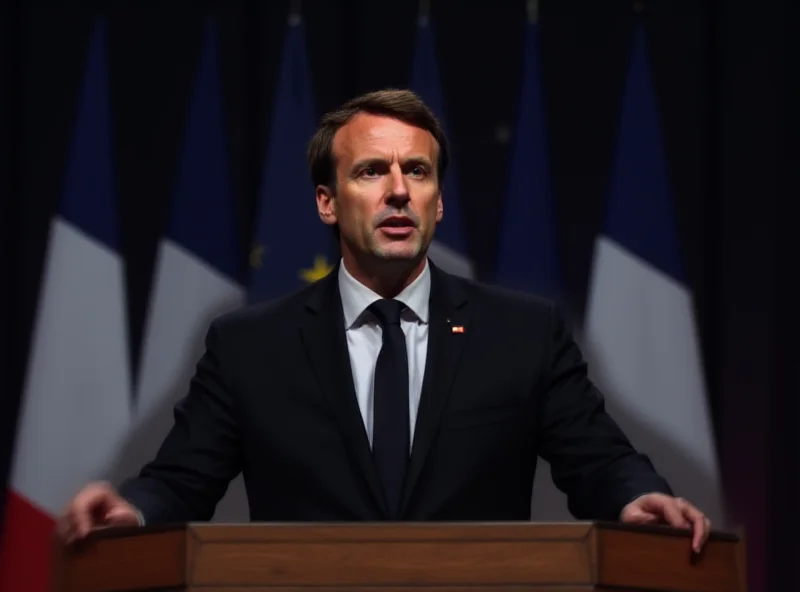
[248,16,335,303]
[493,21,560,300]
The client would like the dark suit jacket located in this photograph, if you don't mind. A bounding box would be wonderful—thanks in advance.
[119,261,671,524]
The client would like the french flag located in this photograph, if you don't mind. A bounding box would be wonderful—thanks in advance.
[0,20,132,591]
[583,25,726,527]
[115,19,248,522]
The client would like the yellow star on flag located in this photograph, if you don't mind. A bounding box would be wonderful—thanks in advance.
[299,254,334,284]
[249,243,265,269]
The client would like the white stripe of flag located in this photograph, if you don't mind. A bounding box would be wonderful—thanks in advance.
[113,19,248,523]
[0,20,132,592]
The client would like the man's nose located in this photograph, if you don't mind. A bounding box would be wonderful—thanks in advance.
[385,166,410,205]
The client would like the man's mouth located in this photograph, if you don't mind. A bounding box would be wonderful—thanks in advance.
[379,216,415,228]
[378,216,416,238]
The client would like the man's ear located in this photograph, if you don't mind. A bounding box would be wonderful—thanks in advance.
[316,185,338,226]
[435,189,443,223]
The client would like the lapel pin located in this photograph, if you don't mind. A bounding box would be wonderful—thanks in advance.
[451,325,465,334]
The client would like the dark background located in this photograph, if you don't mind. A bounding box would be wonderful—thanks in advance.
[0,0,794,590]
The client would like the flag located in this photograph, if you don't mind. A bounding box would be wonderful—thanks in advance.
[249,16,335,302]
[583,25,726,525]
[492,21,572,521]
[410,16,473,279]
[0,21,132,591]
[113,19,248,522]
[493,22,559,299]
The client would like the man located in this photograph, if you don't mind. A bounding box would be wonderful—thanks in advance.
[60,89,710,552]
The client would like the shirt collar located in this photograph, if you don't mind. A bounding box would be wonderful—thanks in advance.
[338,258,431,329]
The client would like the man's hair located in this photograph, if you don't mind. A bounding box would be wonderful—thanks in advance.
[307,88,449,190]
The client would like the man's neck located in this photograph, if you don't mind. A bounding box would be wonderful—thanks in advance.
[341,252,427,299]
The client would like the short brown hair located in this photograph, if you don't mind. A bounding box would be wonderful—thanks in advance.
[307,88,449,190]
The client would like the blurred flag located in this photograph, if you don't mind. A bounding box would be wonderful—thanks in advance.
[116,19,248,522]
[0,21,132,591]
[583,25,726,526]
[410,16,473,279]
[493,22,559,299]
[249,15,335,302]
[492,20,572,521]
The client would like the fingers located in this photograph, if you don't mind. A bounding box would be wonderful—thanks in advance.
[71,492,96,539]
[676,497,711,552]
[650,495,711,552]
[104,506,140,527]
[58,499,89,544]
[620,493,711,554]
[694,517,712,553]
[79,483,111,537]
[622,506,660,524]
[657,496,711,552]
[655,496,690,529]
[58,482,117,544]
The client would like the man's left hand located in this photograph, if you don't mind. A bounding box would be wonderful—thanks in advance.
[620,493,711,553]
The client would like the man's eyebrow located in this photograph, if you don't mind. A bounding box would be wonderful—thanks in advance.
[352,156,433,170]
[402,156,434,168]
[350,157,386,171]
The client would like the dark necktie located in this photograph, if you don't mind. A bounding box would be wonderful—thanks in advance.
[369,298,409,518]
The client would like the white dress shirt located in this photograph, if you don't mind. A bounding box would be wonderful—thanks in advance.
[337,258,430,450]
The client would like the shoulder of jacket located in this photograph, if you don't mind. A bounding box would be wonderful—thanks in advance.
[441,270,555,317]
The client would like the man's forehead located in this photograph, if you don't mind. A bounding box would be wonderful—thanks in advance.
[333,113,436,158]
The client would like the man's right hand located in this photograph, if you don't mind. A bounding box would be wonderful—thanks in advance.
[58,481,141,543]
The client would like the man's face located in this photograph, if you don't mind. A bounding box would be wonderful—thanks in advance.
[316,113,443,264]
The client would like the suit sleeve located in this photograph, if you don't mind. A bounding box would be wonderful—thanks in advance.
[535,304,672,521]
[117,319,242,524]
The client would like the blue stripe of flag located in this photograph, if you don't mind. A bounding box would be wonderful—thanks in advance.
[59,19,119,252]
[166,19,242,284]
[493,22,560,299]
[603,25,685,285]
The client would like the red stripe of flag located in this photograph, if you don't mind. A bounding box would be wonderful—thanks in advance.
[0,490,55,592]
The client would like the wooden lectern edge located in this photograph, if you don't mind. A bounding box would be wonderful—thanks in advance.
[68,518,742,543]
[52,521,746,592]
[593,520,741,541]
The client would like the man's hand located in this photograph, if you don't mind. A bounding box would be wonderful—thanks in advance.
[620,493,711,553]
[58,481,141,544]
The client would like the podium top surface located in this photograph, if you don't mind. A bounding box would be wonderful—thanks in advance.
[54,521,745,592]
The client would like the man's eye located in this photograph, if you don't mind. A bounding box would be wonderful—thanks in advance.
[362,167,377,177]
[409,166,426,177]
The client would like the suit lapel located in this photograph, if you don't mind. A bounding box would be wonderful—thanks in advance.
[299,267,388,518]
[400,264,470,514]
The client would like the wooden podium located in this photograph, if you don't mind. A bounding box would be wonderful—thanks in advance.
[53,522,745,592]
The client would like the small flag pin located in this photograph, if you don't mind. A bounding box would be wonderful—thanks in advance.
[451,326,465,334]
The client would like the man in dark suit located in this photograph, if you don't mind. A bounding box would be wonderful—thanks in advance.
[60,89,711,552]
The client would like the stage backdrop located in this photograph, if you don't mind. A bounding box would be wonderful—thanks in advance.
[0,1,793,592]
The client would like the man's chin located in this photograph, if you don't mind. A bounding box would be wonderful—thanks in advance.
[371,243,423,262]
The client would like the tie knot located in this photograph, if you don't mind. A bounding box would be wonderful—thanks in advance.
[369,298,405,326]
